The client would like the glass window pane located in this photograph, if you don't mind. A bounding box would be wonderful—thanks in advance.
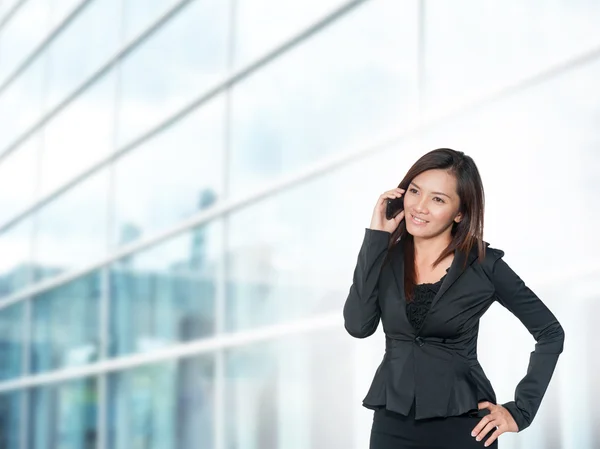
[0,218,33,299]
[0,1,19,18]
[113,97,224,247]
[0,56,45,152]
[44,0,121,113]
[116,0,229,146]
[228,0,418,195]
[0,391,21,449]
[0,0,51,82]
[121,0,179,45]
[109,223,220,358]
[34,170,109,283]
[49,0,86,30]
[0,302,24,380]
[29,378,98,449]
[420,57,600,272]
[225,330,352,448]
[423,0,600,110]
[233,0,347,69]
[108,357,215,449]
[0,133,40,225]
[31,273,101,374]
[40,72,116,197]
[225,136,423,332]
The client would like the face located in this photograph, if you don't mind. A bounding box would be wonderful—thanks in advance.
[403,169,463,240]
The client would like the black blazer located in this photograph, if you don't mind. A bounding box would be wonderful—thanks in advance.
[343,228,565,432]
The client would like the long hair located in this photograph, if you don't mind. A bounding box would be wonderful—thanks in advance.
[384,148,486,302]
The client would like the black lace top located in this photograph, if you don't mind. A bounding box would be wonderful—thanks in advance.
[406,267,450,331]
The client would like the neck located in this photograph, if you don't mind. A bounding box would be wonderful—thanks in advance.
[413,235,452,265]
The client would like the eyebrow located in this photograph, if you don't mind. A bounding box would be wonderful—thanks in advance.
[410,182,451,199]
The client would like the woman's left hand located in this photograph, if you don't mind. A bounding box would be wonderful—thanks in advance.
[471,401,519,447]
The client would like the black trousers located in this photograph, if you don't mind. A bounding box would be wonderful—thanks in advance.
[369,400,499,449]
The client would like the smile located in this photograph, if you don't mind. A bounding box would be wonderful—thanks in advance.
[411,214,429,225]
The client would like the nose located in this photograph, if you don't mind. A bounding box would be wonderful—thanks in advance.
[413,196,429,214]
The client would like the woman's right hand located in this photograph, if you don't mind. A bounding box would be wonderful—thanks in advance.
[369,188,406,234]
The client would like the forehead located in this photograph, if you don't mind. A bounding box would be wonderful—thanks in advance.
[411,169,457,193]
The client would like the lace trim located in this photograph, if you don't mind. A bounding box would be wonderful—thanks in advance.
[406,268,449,330]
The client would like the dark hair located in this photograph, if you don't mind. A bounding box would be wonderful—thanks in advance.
[385,148,486,302]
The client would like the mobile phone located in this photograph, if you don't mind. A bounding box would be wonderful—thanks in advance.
[386,196,404,220]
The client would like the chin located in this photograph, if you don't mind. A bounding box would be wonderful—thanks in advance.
[406,222,436,237]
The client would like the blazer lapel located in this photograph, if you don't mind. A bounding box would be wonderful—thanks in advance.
[389,240,486,310]
[430,242,486,311]
[389,244,405,301]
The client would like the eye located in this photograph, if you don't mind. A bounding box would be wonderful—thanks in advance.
[409,188,445,203]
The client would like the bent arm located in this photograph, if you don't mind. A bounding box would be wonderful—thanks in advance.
[343,228,391,338]
[490,250,565,432]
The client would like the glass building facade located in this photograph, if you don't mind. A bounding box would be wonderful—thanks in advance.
[0,0,599,448]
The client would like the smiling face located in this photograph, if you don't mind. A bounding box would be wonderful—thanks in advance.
[404,169,463,240]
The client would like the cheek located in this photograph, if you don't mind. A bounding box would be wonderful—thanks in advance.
[402,197,455,223]
[430,208,455,223]
[440,211,456,223]
[403,196,416,210]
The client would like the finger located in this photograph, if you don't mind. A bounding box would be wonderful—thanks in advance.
[379,192,399,203]
[478,401,491,410]
[384,191,402,198]
[378,193,402,207]
[377,195,391,206]
[475,421,497,442]
[471,415,492,437]
[378,197,394,210]
[386,188,405,195]
[483,428,502,447]
[393,209,405,224]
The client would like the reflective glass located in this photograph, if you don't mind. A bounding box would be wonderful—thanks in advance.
[233,0,346,69]
[49,0,86,30]
[0,134,39,225]
[44,0,121,112]
[40,72,116,197]
[420,58,600,273]
[0,217,33,299]
[225,330,353,448]
[121,0,180,45]
[34,170,109,283]
[0,391,21,449]
[224,136,423,332]
[107,356,215,448]
[31,272,101,373]
[422,0,600,110]
[228,0,418,195]
[0,0,50,82]
[112,96,224,247]
[29,378,98,449]
[0,302,24,380]
[0,0,19,18]
[109,222,220,357]
[116,0,228,146]
[0,56,45,152]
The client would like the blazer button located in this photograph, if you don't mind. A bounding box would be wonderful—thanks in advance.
[415,336,424,347]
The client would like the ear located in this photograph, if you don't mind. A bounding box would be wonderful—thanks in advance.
[454,212,463,223]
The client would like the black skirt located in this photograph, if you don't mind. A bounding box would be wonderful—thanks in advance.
[370,399,499,449]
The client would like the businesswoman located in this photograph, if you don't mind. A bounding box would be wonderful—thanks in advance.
[343,148,565,448]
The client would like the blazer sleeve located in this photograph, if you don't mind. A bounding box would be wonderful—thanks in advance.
[488,249,565,432]
[343,228,391,338]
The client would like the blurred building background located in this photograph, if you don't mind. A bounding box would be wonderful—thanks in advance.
[0,0,598,448]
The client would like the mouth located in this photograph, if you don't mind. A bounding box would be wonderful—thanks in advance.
[411,213,429,225]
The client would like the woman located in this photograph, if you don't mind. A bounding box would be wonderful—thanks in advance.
[343,148,565,448]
